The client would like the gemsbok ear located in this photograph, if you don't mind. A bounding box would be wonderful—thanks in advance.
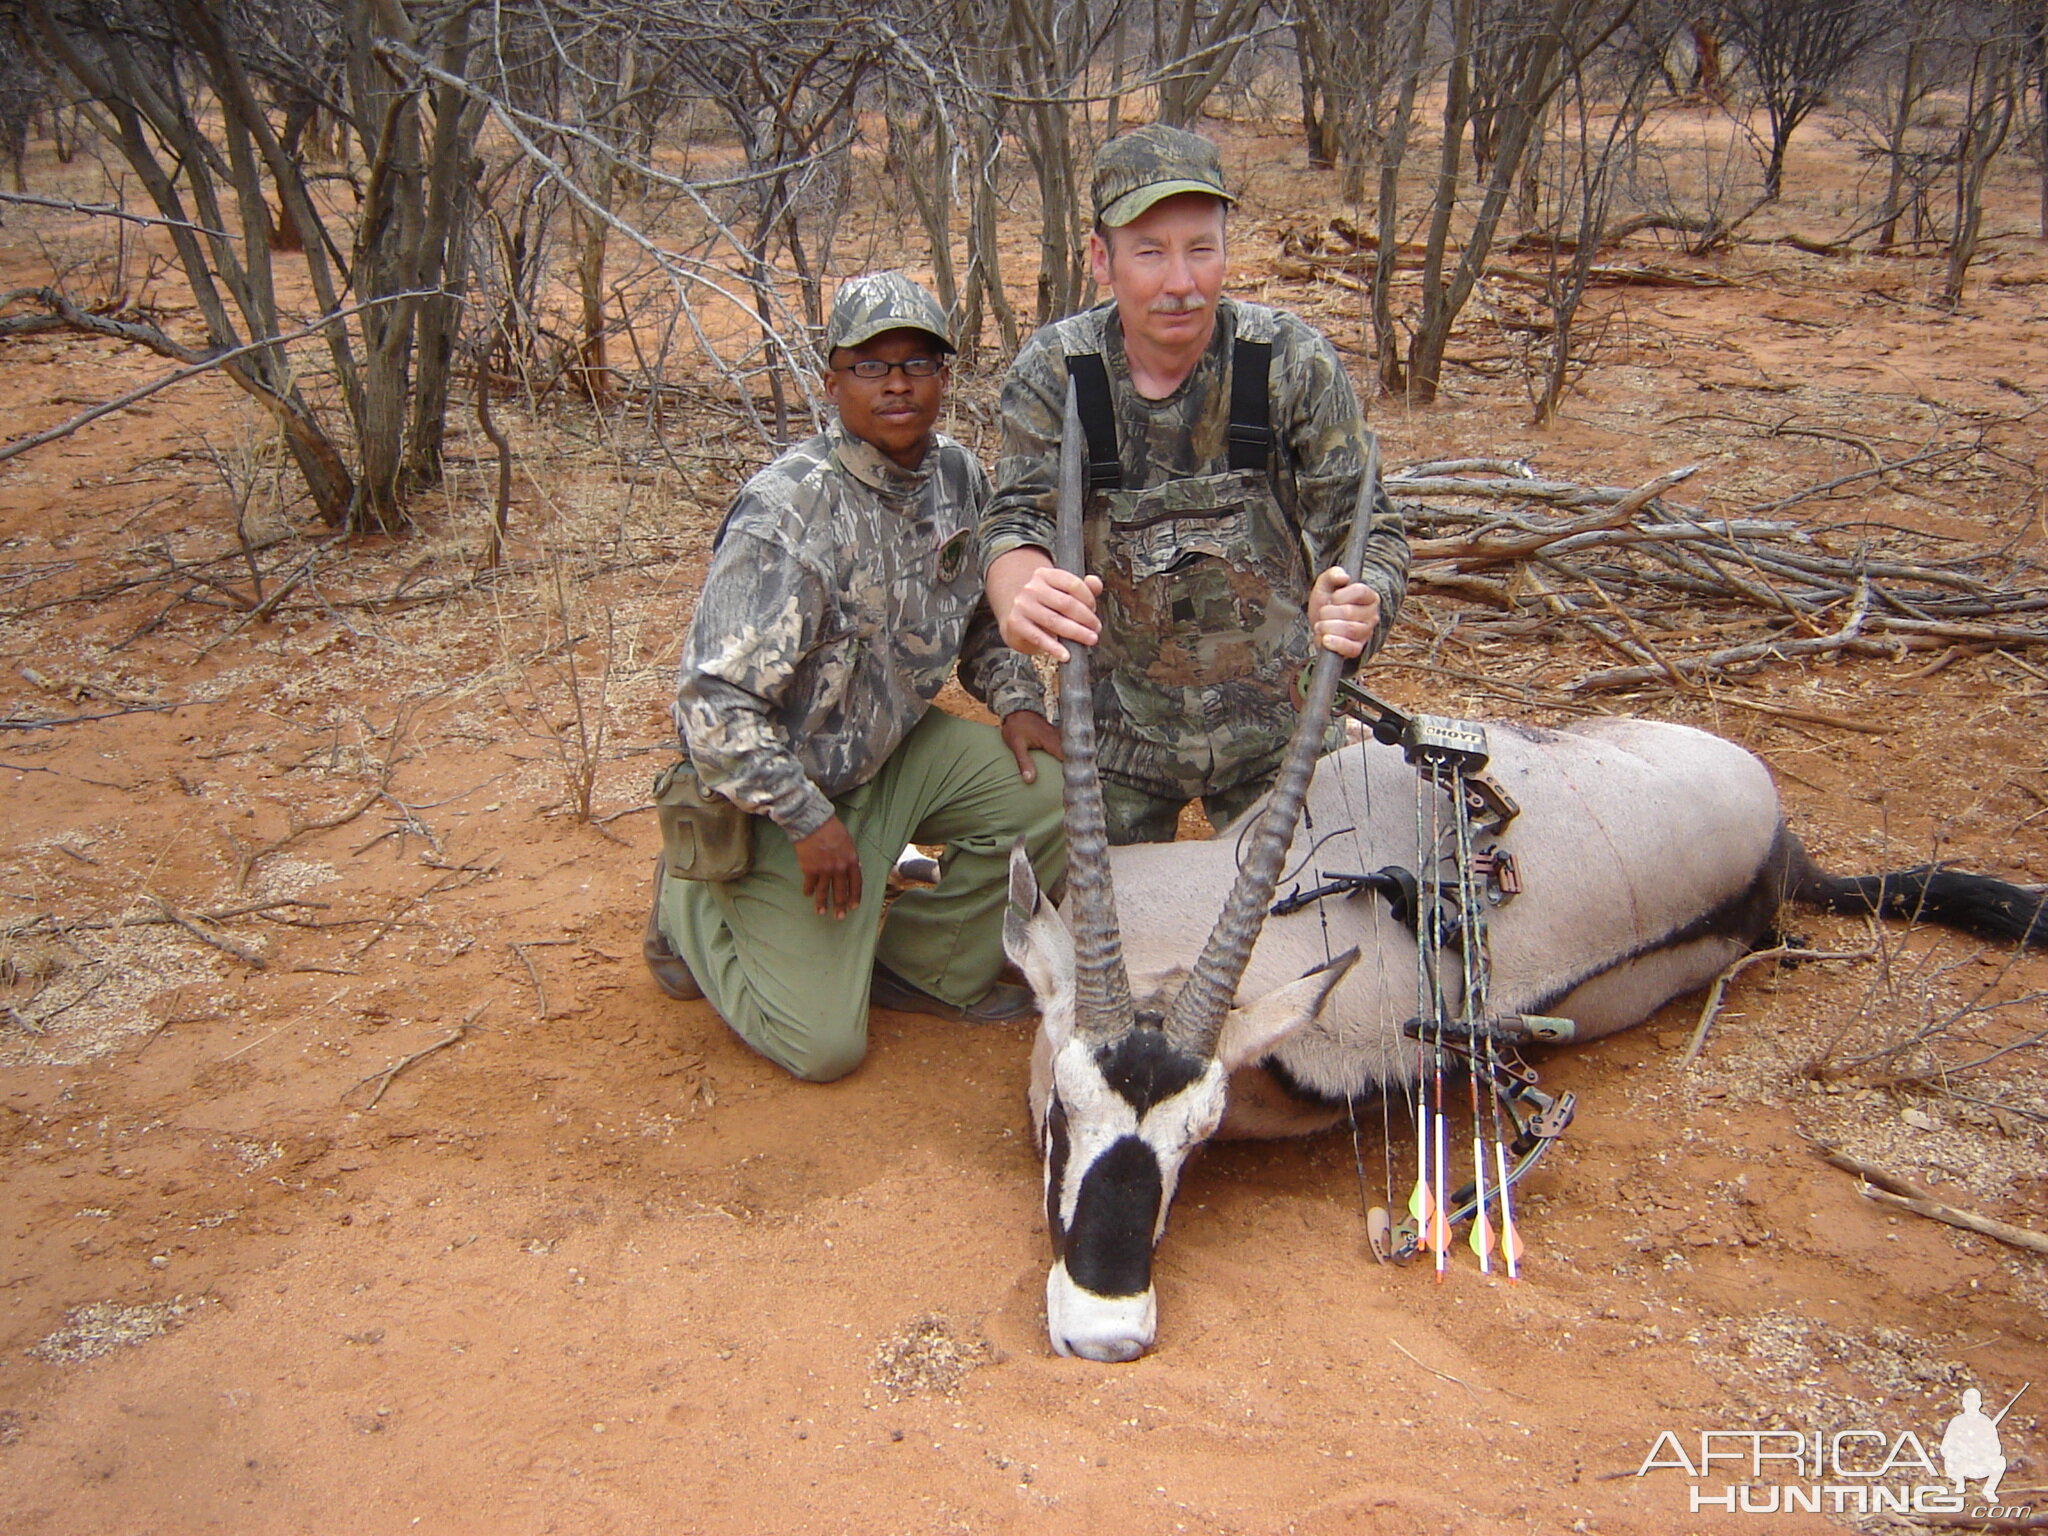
[1212,949,1359,1073]
[1004,840,1074,1031]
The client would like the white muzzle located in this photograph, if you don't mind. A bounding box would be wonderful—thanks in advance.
[1046,1263,1157,1363]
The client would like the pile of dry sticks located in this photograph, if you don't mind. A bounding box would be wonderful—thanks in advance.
[1387,458,2047,696]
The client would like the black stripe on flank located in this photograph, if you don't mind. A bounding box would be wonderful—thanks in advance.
[1260,1054,1362,1112]
[1095,1024,1206,1115]
[1256,833,1799,1114]
[1065,1135,1163,1297]
[1524,828,1792,1016]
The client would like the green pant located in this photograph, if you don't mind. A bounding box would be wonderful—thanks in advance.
[658,709,1066,1082]
[1101,771,1277,845]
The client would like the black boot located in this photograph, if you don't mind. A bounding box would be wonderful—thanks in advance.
[643,856,704,1001]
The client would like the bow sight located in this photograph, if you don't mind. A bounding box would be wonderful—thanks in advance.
[1333,678,1521,834]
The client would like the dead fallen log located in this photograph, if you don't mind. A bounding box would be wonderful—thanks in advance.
[1820,1149,2048,1257]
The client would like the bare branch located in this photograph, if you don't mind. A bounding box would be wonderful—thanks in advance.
[0,288,443,466]
[0,189,238,237]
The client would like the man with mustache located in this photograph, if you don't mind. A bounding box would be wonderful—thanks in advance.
[982,124,1409,843]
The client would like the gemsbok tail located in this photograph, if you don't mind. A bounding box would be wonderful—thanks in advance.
[1789,845,2048,948]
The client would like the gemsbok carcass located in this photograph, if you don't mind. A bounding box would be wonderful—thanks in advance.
[1002,391,2047,1364]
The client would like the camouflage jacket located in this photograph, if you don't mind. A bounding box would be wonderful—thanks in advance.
[981,297,1409,796]
[675,423,1044,839]
[983,296,1407,638]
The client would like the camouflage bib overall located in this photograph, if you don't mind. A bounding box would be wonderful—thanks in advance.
[1068,338,1319,803]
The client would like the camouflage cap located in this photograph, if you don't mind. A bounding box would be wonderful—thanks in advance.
[1091,123,1235,228]
[823,271,955,355]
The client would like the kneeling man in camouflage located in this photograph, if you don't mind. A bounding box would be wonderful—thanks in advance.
[645,272,1067,1081]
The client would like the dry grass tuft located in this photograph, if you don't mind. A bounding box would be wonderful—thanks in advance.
[0,933,67,987]
[29,1297,206,1364]
[870,1314,992,1400]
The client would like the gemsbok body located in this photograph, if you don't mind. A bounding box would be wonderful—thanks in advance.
[1006,389,2046,1364]
[1004,716,2045,1362]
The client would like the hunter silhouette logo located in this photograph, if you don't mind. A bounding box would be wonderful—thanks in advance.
[1941,1386,2024,1502]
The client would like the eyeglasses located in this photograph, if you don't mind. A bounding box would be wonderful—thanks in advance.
[834,357,944,379]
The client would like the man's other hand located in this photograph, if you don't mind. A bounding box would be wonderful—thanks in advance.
[986,548,1103,663]
[1000,709,1063,783]
[1308,566,1380,660]
[793,816,861,919]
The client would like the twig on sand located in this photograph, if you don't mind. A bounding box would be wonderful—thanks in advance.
[1,702,193,730]
[1387,1337,1485,1404]
[1681,935,1879,1070]
[1819,1148,2048,1257]
[234,776,393,891]
[1701,693,1886,734]
[509,942,549,1020]
[143,892,268,970]
[347,870,466,959]
[345,1002,489,1109]
[220,1019,296,1063]
[7,896,325,938]
[2,1000,47,1035]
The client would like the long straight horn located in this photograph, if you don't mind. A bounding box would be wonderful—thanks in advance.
[1055,378,1135,1039]
[1165,433,1384,1055]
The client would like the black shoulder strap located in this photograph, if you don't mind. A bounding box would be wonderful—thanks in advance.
[1226,337,1273,473]
[1071,338,1269,485]
[1066,351,1123,491]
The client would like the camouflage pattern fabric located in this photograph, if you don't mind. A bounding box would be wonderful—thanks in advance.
[1101,771,1275,846]
[823,271,955,353]
[1084,462,1319,800]
[982,295,1408,804]
[678,422,1044,840]
[1091,123,1235,226]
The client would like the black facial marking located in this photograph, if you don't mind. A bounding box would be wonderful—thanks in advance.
[1064,1135,1163,1297]
[1043,1094,1070,1256]
[1093,1026,1206,1116]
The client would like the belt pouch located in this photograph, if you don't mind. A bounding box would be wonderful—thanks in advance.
[654,759,753,882]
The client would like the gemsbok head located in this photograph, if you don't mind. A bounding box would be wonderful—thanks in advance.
[1001,384,1365,1362]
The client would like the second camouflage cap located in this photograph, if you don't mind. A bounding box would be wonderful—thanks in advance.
[823,271,955,354]
[1091,123,1236,227]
